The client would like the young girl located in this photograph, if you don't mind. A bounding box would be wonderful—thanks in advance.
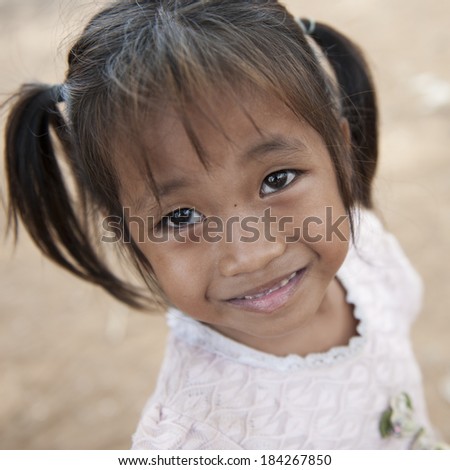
[3,0,447,450]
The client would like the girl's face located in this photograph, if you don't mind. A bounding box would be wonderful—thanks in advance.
[121,90,351,356]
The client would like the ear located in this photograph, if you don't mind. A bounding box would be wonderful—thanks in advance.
[340,118,351,147]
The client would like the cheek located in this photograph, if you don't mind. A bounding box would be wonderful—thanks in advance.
[127,219,203,303]
[302,178,350,271]
[273,169,349,234]
[271,164,350,270]
[315,223,350,273]
[139,240,209,310]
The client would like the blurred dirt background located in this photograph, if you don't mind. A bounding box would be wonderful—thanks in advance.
[0,0,449,449]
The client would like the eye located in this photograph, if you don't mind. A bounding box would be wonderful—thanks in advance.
[260,170,299,195]
[161,208,204,228]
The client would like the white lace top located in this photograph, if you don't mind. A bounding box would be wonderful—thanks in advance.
[132,210,436,450]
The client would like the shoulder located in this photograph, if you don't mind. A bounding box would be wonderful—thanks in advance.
[131,333,246,450]
[351,209,421,283]
[343,208,423,320]
[131,402,243,450]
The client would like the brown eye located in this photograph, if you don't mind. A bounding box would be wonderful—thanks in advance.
[260,170,298,195]
[161,208,204,228]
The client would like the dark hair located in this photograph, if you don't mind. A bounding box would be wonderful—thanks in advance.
[3,0,378,309]
[301,19,378,208]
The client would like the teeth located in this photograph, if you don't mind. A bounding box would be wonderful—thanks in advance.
[241,271,297,300]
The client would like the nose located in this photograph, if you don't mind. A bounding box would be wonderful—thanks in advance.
[218,215,286,277]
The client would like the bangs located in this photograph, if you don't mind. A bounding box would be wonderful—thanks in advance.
[89,1,347,207]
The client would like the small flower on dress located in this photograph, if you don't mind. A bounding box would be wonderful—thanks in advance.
[379,392,449,449]
[380,392,416,438]
[390,392,417,437]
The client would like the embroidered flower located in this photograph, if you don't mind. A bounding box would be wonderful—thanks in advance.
[380,392,449,449]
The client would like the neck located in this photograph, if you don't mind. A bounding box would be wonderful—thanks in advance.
[226,277,358,357]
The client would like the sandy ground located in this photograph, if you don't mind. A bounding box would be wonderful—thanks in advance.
[0,0,449,449]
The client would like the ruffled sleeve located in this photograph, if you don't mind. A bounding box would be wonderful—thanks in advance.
[348,209,424,326]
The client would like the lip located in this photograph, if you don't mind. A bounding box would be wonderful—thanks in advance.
[226,267,307,314]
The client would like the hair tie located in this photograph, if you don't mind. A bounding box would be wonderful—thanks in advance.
[298,18,316,36]
[52,84,66,103]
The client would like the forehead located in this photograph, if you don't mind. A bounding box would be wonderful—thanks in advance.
[115,88,326,205]
[145,90,310,169]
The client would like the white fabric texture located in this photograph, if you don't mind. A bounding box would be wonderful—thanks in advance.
[132,210,434,450]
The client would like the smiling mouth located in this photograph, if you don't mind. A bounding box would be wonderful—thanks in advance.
[227,268,307,313]
[235,271,298,300]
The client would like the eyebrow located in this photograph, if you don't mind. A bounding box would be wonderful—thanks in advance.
[155,135,310,198]
[245,135,309,161]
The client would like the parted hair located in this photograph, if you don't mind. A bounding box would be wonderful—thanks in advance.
[3,0,378,308]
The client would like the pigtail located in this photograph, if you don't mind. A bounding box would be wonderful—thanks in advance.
[4,83,147,308]
[6,84,64,237]
[301,19,378,208]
